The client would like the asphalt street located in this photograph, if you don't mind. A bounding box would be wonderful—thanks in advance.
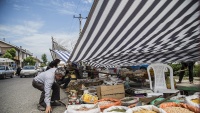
[0,75,67,113]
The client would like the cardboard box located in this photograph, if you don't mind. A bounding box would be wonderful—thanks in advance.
[97,84,125,99]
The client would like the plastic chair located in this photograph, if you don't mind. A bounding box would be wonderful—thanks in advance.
[147,63,179,93]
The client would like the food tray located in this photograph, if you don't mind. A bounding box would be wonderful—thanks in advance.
[120,97,139,106]
[170,95,186,103]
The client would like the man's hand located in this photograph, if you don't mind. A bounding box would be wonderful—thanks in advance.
[45,106,52,113]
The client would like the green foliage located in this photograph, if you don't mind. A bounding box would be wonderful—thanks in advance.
[169,63,200,77]
[41,54,47,65]
[3,52,12,59]
[40,63,46,67]
[23,56,36,65]
[193,64,200,77]
[2,48,16,59]
[7,48,16,58]
[168,63,182,76]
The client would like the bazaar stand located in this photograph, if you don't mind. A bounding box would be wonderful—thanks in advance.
[60,0,200,112]
[63,66,200,113]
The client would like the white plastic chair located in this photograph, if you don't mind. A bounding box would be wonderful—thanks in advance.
[147,63,179,93]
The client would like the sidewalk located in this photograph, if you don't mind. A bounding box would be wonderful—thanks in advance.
[174,76,200,85]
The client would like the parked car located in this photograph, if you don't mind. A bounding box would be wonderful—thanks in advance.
[20,66,38,78]
[42,66,47,71]
[0,65,14,79]
[36,67,43,72]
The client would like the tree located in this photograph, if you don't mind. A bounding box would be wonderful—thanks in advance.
[23,56,36,65]
[41,54,47,65]
[2,48,16,59]
[7,48,16,58]
[3,52,12,59]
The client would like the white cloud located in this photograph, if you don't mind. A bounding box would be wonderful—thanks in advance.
[52,33,78,52]
[57,9,77,15]
[36,0,77,15]
[0,20,43,35]
[82,0,93,4]
[11,32,78,61]
[0,20,79,61]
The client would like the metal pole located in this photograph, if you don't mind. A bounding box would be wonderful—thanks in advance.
[74,14,87,36]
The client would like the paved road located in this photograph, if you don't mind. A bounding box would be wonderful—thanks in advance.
[0,76,67,113]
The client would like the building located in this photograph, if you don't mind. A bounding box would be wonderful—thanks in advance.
[0,38,41,68]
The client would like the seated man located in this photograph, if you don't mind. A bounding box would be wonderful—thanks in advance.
[32,67,66,113]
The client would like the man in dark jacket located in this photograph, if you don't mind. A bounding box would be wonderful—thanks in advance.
[16,66,21,76]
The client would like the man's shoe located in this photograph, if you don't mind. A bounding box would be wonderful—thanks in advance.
[177,81,181,84]
[37,104,45,111]
[190,81,193,84]
[51,101,61,106]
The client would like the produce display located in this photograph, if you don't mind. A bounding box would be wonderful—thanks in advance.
[75,106,94,111]
[108,108,126,112]
[103,106,129,113]
[160,102,200,113]
[191,98,200,104]
[186,95,200,108]
[82,93,98,104]
[98,101,115,106]
[170,95,186,103]
[162,107,194,113]
[63,68,199,113]
[151,98,180,106]
[95,98,121,111]
[133,110,157,113]
[121,97,139,106]
[126,105,166,113]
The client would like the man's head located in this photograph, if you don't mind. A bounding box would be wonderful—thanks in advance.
[55,67,66,80]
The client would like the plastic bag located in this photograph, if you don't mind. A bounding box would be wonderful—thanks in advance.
[94,98,121,111]
[103,106,128,113]
[160,102,200,113]
[66,104,101,113]
[185,95,200,108]
[126,105,166,113]
[82,93,98,104]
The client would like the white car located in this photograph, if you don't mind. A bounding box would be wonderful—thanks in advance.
[20,66,38,78]
[0,65,14,79]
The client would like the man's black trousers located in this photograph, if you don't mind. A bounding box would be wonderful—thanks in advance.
[32,80,60,107]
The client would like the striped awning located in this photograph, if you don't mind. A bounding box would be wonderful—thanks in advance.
[50,37,71,62]
[52,50,70,63]
[69,0,200,67]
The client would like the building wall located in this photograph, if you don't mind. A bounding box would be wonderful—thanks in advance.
[0,40,34,68]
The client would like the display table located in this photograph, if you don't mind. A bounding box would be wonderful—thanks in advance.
[176,82,200,95]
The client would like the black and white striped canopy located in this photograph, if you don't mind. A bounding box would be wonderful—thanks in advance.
[50,38,71,62]
[52,50,70,63]
[69,0,200,67]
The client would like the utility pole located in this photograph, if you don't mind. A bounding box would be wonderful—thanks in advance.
[74,14,87,36]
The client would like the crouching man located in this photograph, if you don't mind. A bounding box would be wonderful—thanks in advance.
[32,67,66,113]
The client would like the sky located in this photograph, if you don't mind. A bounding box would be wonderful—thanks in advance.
[0,0,93,61]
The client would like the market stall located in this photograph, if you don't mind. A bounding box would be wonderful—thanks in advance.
[57,0,200,112]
